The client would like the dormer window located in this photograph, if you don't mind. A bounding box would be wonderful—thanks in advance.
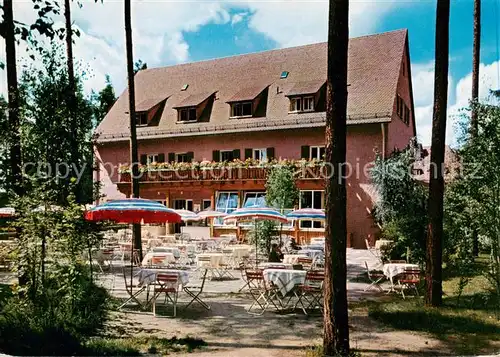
[289,96,314,113]
[178,107,197,122]
[136,112,148,126]
[231,102,252,118]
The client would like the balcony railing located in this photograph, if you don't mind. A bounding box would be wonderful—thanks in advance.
[118,165,325,183]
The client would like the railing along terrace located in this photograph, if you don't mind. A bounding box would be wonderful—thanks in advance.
[118,159,326,182]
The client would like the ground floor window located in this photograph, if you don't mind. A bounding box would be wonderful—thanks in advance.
[215,192,239,225]
[202,199,212,211]
[174,199,193,211]
[243,192,266,208]
[299,190,324,229]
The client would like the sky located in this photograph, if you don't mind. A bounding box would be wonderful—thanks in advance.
[1,0,500,146]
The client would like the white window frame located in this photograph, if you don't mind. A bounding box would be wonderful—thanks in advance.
[299,190,324,230]
[136,112,148,126]
[289,97,302,112]
[147,154,159,165]
[243,192,266,208]
[230,102,253,118]
[214,191,239,226]
[302,96,314,112]
[178,107,197,122]
[176,153,189,163]
[289,96,314,113]
[310,146,325,160]
[220,150,234,162]
[252,148,267,161]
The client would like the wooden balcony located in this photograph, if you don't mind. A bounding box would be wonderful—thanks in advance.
[118,166,324,183]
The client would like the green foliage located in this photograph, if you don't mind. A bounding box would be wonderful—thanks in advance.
[92,74,117,127]
[0,188,108,355]
[265,165,299,211]
[16,46,96,204]
[134,59,148,74]
[370,139,428,263]
[451,102,500,309]
[250,220,278,253]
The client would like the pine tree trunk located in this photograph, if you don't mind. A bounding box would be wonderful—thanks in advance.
[323,0,350,354]
[124,0,142,259]
[425,0,450,307]
[4,0,23,196]
[471,0,481,256]
[65,0,80,202]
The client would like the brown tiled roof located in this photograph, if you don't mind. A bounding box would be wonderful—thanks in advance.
[172,92,216,109]
[97,29,408,142]
[286,80,326,97]
[226,84,270,103]
[136,97,167,112]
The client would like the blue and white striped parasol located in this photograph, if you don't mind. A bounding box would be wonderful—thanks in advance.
[223,207,288,223]
[174,209,202,222]
[286,208,325,220]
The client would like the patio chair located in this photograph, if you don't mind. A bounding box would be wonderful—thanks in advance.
[183,269,211,310]
[363,261,385,292]
[150,256,168,268]
[389,260,407,264]
[297,257,313,270]
[119,267,146,310]
[245,269,282,315]
[397,267,421,299]
[152,272,180,317]
[365,238,382,260]
[294,270,324,314]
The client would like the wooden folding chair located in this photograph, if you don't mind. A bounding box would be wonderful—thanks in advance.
[397,267,421,299]
[183,269,210,310]
[245,269,281,315]
[118,267,146,310]
[152,272,180,317]
[297,257,313,270]
[364,261,385,292]
[294,270,324,314]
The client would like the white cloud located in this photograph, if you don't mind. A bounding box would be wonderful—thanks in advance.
[412,59,500,147]
[231,12,247,26]
[241,0,402,48]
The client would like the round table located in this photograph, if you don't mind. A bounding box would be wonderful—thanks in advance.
[142,252,176,266]
[151,246,181,258]
[196,253,226,268]
[263,268,307,297]
[283,254,309,264]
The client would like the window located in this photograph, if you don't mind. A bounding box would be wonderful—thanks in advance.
[244,192,266,208]
[396,95,410,125]
[147,154,159,165]
[176,153,189,163]
[136,112,148,126]
[174,199,193,211]
[178,107,197,122]
[231,102,253,117]
[299,190,324,229]
[202,199,212,211]
[289,96,314,113]
[253,148,267,161]
[310,146,325,160]
[215,192,239,225]
[220,150,234,162]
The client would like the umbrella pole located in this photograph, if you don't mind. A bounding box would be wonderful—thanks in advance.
[255,218,258,268]
[130,224,134,299]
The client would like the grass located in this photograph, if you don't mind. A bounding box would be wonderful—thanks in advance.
[85,336,207,356]
[360,254,500,355]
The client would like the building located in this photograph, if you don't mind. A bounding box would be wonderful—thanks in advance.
[94,29,416,248]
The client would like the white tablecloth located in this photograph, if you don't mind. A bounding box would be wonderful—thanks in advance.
[300,249,323,260]
[151,246,181,258]
[283,254,309,264]
[229,245,252,258]
[197,253,226,268]
[383,263,419,281]
[158,235,176,243]
[142,252,176,266]
[310,237,325,245]
[375,240,393,249]
[138,268,189,288]
[263,268,307,296]
[259,262,293,270]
